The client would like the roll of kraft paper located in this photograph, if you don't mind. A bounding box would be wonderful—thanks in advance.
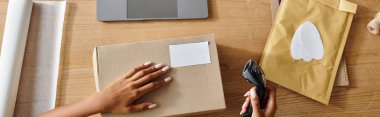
[0,0,33,116]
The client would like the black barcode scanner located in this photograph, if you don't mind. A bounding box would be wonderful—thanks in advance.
[242,59,267,117]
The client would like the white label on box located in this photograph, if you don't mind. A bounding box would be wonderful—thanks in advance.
[169,41,211,67]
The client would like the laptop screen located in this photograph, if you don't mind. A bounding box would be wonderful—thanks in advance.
[127,0,178,19]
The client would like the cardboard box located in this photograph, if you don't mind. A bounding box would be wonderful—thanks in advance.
[93,34,226,117]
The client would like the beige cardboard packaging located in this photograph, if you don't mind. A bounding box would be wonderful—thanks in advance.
[93,35,226,117]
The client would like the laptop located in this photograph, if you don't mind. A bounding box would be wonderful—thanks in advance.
[97,0,208,21]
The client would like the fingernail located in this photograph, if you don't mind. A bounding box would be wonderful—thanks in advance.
[244,91,250,97]
[239,110,245,115]
[161,66,170,72]
[164,77,172,83]
[144,61,152,66]
[148,104,157,109]
[250,88,257,98]
[155,63,163,68]
[241,102,247,109]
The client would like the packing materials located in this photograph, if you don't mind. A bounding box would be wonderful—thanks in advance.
[334,58,349,86]
[0,0,33,116]
[269,0,280,21]
[260,0,357,104]
[0,1,66,116]
[93,35,226,117]
[269,0,350,87]
[367,12,380,35]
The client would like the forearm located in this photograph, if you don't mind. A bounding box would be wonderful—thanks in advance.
[40,94,103,117]
[40,62,171,116]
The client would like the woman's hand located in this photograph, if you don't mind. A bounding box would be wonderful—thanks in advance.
[240,83,277,117]
[40,62,172,117]
[94,62,172,113]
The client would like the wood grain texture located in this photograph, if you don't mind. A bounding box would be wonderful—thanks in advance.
[0,0,380,116]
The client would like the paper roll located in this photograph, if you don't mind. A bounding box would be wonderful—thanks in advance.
[0,0,33,116]
[14,1,66,116]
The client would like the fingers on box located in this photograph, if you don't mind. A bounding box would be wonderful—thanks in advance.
[134,62,172,88]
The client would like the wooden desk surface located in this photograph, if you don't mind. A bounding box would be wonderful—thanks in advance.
[1,0,380,116]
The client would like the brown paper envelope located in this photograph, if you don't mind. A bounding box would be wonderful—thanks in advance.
[269,0,349,87]
[260,0,356,104]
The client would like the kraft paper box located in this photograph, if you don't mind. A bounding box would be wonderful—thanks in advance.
[260,0,356,104]
[93,35,226,117]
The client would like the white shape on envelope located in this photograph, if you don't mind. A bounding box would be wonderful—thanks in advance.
[290,21,324,62]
